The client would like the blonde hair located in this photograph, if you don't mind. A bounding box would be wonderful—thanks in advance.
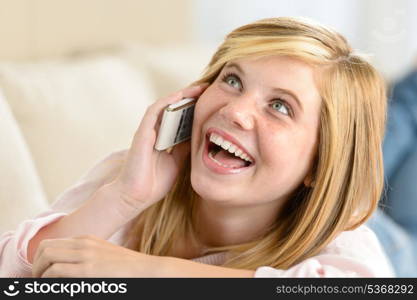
[126,17,387,270]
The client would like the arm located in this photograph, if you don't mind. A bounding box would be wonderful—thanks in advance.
[161,257,255,277]
[0,150,129,277]
[19,85,209,274]
[27,182,145,264]
[30,225,394,278]
[159,225,394,278]
[31,237,256,278]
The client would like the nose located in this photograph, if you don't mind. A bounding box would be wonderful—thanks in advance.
[218,94,256,130]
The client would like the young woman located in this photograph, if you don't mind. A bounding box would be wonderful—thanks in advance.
[0,17,394,277]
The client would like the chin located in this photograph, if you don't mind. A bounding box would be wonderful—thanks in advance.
[190,170,238,204]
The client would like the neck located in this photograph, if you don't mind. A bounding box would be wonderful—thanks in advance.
[193,198,282,249]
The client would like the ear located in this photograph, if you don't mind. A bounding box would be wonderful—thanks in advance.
[303,170,315,188]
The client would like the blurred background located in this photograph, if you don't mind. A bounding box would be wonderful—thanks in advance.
[1,0,416,80]
[1,0,416,276]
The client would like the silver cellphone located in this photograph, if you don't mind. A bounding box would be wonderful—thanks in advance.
[154,97,196,151]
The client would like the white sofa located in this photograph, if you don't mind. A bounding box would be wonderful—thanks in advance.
[0,43,212,233]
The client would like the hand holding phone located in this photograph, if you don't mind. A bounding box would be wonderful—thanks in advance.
[107,84,208,214]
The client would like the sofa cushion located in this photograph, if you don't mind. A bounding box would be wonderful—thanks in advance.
[121,43,214,98]
[0,89,49,233]
[0,54,155,203]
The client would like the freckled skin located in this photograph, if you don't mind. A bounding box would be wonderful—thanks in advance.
[190,55,321,210]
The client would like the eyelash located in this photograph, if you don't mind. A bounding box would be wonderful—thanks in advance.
[220,72,294,117]
[221,72,242,90]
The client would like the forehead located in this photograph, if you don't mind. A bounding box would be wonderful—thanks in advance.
[224,55,322,111]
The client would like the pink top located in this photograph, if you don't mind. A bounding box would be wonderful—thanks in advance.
[0,150,395,277]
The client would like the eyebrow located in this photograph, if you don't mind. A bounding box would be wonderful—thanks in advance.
[224,62,304,113]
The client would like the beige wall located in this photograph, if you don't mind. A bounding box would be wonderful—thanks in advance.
[0,0,192,61]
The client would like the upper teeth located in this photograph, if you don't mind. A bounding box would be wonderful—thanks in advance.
[209,133,253,163]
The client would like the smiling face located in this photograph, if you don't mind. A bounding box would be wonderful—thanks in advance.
[190,55,322,209]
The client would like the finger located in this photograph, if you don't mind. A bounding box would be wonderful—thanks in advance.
[33,248,82,278]
[181,82,209,100]
[135,83,209,144]
[33,238,84,265]
[126,84,209,169]
[41,263,82,278]
[151,83,209,114]
[155,140,191,190]
[142,83,208,130]
[72,234,101,241]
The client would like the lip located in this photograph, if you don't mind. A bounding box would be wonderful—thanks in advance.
[202,128,255,175]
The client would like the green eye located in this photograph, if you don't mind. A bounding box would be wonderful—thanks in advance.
[271,100,290,116]
[227,78,240,88]
[222,73,242,89]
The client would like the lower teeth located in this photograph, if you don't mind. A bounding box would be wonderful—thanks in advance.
[208,150,245,169]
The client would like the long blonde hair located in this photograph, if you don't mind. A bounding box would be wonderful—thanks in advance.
[126,17,387,270]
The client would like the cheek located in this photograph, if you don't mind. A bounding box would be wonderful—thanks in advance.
[262,134,295,167]
[260,127,316,177]
[191,89,220,148]
[192,87,224,130]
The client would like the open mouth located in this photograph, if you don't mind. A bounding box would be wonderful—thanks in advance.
[207,142,253,168]
[204,131,255,173]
